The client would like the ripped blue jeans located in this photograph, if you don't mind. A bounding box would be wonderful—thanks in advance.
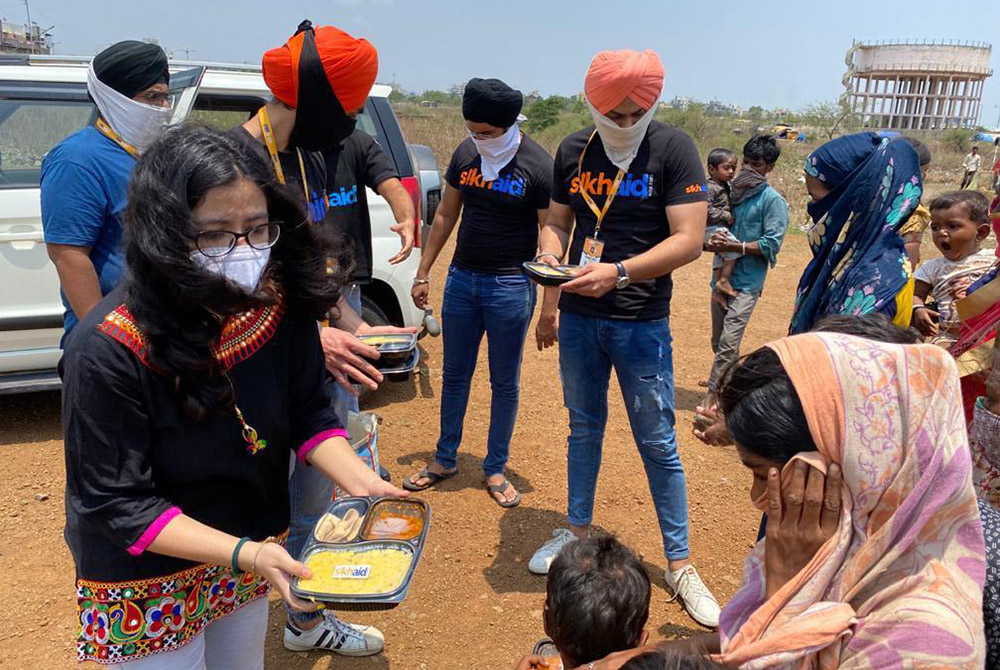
[558,311,689,560]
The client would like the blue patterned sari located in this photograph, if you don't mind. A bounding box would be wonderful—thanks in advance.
[789,132,923,334]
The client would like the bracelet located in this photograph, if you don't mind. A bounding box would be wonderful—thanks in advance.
[913,305,928,313]
[231,536,251,574]
[251,536,279,574]
[413,278,429,286]
[742,242,747,256]
[534,252,559,263]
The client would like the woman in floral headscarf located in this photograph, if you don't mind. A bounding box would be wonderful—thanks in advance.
[790,132,923,334]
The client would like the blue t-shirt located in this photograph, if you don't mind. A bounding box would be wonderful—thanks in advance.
[41,126,135,335]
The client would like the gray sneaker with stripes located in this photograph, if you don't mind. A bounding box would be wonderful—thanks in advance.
[284,612,385,656]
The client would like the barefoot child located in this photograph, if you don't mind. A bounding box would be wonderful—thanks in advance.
[912,191,995,344]
[704,148,739,302]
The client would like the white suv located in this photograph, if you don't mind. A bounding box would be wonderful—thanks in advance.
[0,55,425,394]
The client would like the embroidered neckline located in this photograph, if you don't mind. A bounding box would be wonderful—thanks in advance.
[97,302,285,372]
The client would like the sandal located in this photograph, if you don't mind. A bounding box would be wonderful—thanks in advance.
[402,467,458,492]
[486,479,521,508]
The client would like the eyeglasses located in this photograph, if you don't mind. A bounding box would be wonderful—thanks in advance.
[135,90,173,107]
[190,222,281,258]
[467,128,506,141]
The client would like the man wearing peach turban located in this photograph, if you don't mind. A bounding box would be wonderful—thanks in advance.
[531,49,720,628]
[231,20,398,659]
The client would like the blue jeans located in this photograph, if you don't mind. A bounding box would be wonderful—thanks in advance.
[436,265,536,476]
[286,285,361,623]
[558,311,690,561]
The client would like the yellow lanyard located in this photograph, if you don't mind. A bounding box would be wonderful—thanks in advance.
[577,130,626,239]
[257,106,311,205]
[95,117,140,159]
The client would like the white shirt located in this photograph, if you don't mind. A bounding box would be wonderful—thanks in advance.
[914,248,995,330]
[964,152,983,172]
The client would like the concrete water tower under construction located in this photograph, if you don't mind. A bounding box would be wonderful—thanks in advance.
[842,39,992,130]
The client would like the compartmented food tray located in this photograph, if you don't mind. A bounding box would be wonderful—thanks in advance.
[357,333,419,373]
[292,496,430,611]
[378,347,419,375]
[522,261,581,287]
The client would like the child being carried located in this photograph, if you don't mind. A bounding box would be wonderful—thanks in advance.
[913,191,997,345]
[704,148,740,302]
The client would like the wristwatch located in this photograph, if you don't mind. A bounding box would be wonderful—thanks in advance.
[614,261,631,289]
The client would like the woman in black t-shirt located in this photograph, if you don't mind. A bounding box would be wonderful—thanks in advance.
[63,126,405,667]
[405,78,553,508]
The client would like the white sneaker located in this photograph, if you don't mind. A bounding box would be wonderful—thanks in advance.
[284,612,385,656]
[665,564,721,628]
[529,528,578,575]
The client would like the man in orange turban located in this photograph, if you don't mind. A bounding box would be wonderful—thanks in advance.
[231,20,395,660]
[530,49,721,629]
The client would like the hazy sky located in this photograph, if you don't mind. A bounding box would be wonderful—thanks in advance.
[13,0,1000,125]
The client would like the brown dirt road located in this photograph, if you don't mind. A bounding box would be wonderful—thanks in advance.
[0,234,813,669]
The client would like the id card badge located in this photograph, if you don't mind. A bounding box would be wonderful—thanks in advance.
[580,236,605,267]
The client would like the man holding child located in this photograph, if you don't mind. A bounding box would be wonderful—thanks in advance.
[703,135,789,408]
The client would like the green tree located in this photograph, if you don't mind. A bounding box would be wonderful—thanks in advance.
[523,96,563,133]
[801,99,857,141]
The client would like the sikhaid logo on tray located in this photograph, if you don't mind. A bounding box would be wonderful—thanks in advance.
[331,565,372,579]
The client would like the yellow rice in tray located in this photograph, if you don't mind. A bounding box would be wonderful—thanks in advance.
[299,545,412,596]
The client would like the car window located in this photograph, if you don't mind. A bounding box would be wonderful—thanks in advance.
[189,94,266,131]
[356,105,380,141]
[0,99,95,188]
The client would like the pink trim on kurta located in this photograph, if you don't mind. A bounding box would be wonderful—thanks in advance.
[127,506,182,556]
[297,428,349,464]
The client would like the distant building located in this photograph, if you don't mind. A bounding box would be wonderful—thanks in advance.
[0,20,52,54]
[668,96,692,110]
[842,38,993,130]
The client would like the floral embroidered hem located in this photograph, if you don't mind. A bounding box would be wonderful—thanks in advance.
[76,563,269,664]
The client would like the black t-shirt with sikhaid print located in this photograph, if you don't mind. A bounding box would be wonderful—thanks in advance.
[445,135,553,275]
[229,126,328,225]
[551,121,707,321]
[324,130,399,283]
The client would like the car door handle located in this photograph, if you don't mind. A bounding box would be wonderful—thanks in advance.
[0,230,44,243]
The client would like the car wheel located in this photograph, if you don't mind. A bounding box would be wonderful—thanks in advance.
[360,295,390,328]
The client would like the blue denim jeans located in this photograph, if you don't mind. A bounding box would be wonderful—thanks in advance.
[436,265,536,477]
[558,311,690,560]
[286,285,361,623]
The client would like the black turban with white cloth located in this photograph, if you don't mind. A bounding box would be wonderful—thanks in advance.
[462,77,523,128]
[92,40,170,98]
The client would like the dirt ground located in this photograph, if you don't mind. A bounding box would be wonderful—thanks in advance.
[0,231,822,668]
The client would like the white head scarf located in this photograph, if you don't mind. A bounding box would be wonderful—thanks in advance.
[470,122,521,181]
[87,63,172,152]
[585,98,656,172]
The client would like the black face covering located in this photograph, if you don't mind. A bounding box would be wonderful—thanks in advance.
[289,22,356,152]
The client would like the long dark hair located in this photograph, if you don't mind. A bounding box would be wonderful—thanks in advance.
[122,124,344,420]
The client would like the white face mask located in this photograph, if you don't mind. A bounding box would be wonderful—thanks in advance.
[190,244,271,293]
[87,63,172,153]
[470,122,521,182]
[585,98,657,172]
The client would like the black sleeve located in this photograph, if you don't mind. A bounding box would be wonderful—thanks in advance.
[550,139,571,205]
[532,148,554,210]
[661,132,708,206]
[444,141,469,190]
[63,338,178,553]
[360,135,398,190]
[288,315,343,461]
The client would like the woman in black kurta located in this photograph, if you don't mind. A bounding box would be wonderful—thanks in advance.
[62,125,405,667]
